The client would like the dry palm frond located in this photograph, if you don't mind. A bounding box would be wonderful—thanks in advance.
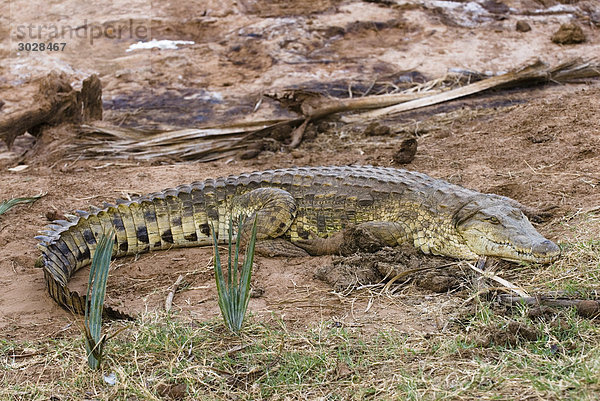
[73,119,292,161]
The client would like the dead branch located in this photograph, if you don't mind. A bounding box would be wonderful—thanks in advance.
[288,118,310,148]
[343,58,599,122]
[498,293,600,318]
[301,91,439,119]
[497,294,581,307]
[465,261,529,298]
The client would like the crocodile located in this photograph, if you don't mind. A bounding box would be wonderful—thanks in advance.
[37,165,561,314]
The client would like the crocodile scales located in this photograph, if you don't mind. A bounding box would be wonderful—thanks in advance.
[37,165,561,314]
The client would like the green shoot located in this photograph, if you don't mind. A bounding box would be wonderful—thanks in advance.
[211,216,258,334]
[84,230,115,370]
[0,193,45,216]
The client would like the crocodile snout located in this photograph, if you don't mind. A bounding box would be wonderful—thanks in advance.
[532,239,561,261]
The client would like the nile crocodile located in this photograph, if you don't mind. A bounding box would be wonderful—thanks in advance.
[37,165,560,314]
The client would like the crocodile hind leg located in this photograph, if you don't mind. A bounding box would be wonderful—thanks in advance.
[232,188,309,257]
[294,221,410,256]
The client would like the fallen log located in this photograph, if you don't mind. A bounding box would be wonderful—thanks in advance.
[0,72,102,148]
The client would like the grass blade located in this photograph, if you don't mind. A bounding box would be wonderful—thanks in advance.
[84,229,115,370]
[212,216,258,334]
[211,223,231,327]
[0,193,46,216]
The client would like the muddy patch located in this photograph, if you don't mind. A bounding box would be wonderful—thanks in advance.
[316,245,465,294]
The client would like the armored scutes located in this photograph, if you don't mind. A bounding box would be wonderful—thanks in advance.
[37,165,560,314]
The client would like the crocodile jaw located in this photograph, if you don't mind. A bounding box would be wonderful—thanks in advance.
[462,234,561,264]
[455,202,561,264]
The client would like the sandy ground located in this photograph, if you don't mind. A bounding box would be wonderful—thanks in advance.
[0,0,599,340]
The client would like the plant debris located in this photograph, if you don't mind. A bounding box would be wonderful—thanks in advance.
[23,58,598,163]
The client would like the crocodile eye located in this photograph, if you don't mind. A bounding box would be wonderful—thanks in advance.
[487,216,500,224]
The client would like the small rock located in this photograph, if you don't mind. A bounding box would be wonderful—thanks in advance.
[46,210,66,221]
[591,11,600,27]
[417,274,458,293]
[551,23,586,45]
[577,300,600,318]
[527,305,557,321]
[516,21,531,32]
[481,0,509,14]
[549,343,561,355]
[157,382,187,400]
[508,321,539,342]
[364,122,391,137]
[239,148,262,160]
[393,138,418,165]
[103,372,117,386]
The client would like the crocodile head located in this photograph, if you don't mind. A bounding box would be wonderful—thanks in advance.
[452,197,561,264]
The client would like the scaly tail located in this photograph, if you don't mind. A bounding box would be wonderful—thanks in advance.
[36,183,216,316]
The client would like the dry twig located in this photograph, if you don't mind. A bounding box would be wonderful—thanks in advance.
[165,275,184,313]
[465,261,530,298]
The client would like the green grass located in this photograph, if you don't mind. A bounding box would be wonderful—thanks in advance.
[3,305,600,400]
[211,217,257,334]
[3,217,600,400]
[0,193,45,216]
[84,230,115,370]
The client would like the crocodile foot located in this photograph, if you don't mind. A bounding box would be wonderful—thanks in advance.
[254,239,309,257]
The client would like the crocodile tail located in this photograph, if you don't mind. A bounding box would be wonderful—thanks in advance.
[36,182,216,316]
